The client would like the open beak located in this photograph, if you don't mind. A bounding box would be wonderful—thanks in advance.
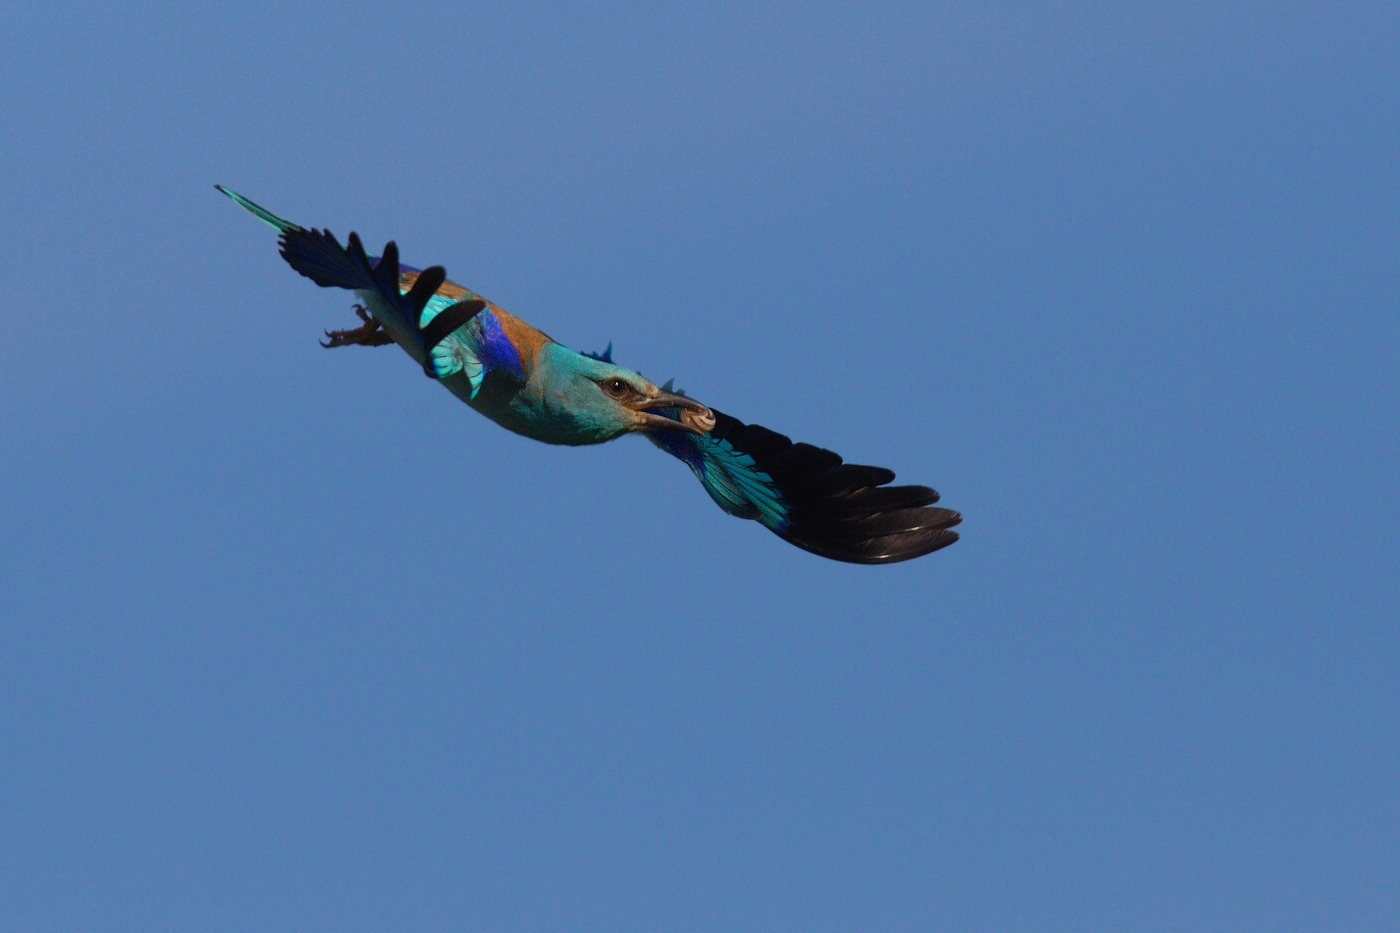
[632,390,716,435]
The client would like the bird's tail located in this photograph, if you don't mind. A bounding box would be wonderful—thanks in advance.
[215,185,299,233]
[216,184,379,293]
[216,185,456,359]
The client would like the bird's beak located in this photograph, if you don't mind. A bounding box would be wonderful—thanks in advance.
[631,390,716,435]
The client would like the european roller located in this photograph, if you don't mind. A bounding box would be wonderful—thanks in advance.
[218,186,960,563]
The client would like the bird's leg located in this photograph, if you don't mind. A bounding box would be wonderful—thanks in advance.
[322,304,395,348]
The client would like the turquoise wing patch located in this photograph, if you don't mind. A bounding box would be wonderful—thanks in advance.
[419,298,527,396]
[649,427,789,531]
[696,436,788,530]
[420,295,487,395]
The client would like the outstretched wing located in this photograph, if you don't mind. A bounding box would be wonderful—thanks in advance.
[276,226,449,348]
[649,410,960,564]
[217,186,518,394]
[279,229,534,397]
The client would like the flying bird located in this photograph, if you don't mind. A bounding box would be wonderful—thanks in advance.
[217,186,960,563]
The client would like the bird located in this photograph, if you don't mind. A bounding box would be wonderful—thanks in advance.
[217,186,960,563]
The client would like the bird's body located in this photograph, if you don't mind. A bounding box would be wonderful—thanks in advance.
[219,186,960,563]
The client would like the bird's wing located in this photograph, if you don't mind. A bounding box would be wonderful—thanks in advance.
[217,186,526,394]
[649,409,960,564]
[274,218,523,395]
[275,231,532,397]
[418,297,530,397]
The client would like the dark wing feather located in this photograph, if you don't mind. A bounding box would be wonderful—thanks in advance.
[653,409,960,564]
[276,229,448,348]
[708,411,960,564]
[278,227,376,291]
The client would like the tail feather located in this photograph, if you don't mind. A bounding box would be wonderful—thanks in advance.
[219,188,425,317]
[215,185,299,233]
[219,185,458,374]
[218,184,375,291]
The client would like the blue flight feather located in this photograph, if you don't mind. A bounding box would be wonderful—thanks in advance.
[648,428,788,531]
[421,304,527,396]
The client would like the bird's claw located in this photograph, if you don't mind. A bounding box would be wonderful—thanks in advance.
[321,304,395,348]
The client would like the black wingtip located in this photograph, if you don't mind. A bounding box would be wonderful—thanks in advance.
[403,265,448,324]
[371,240,401,299]
[781,515,961,565]
[278,227,376,290]
[706,410,961,565]
[784,523,960,565]
[417,295,486,378]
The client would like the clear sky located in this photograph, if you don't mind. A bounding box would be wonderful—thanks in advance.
[1,3,1396,931]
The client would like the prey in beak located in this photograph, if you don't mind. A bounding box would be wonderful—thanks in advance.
[631,389,716,435]
[594,372,716,435]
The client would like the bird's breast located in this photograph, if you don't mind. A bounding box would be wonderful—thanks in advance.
[464,369,611,446]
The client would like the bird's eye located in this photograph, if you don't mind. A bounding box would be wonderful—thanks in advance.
[602,378,631,398]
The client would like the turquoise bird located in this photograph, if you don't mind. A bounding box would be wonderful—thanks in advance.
[218,186,960,563]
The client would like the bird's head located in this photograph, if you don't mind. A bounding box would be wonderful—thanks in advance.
[544,346,716,442]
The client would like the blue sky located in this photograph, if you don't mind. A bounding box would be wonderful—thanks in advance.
[1,3,1396,930]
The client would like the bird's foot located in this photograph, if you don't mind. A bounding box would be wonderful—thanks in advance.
[322,305,395,348]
